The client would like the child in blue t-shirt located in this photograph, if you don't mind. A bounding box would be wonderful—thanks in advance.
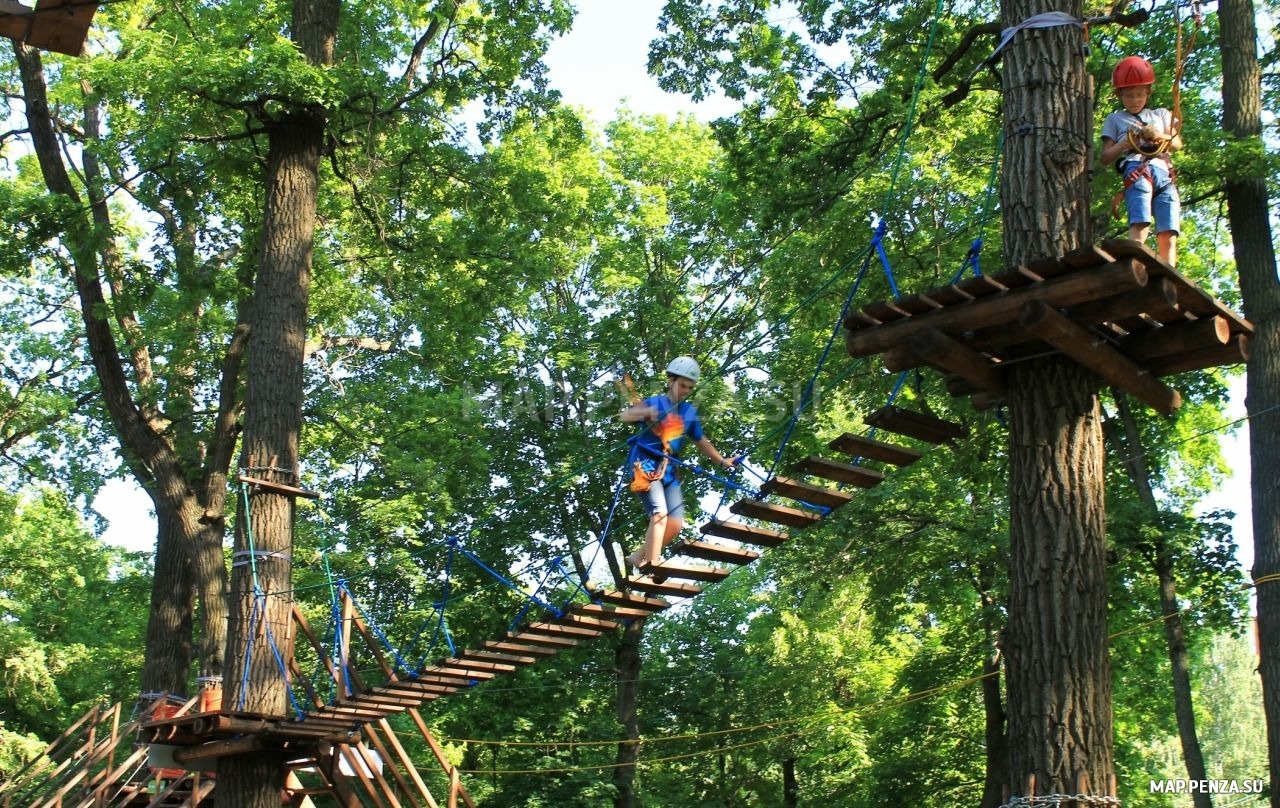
[621,356,737,572]
[1099,56,1184,266]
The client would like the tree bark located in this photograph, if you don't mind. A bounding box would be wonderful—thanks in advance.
[1219,1,1280,804]
[1005,359,1114,797]
[613,618,644,808]
[999,0,1115,798]
[220,111,324,807]
[978,564,1008,808]
[140,511,195,696]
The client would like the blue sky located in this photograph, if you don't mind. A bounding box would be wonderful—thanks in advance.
[542,0,738,124]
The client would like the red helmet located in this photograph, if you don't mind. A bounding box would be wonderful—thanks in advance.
[1112,56,1156,89]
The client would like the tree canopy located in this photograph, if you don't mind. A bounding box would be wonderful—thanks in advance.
[0,0,1275,805]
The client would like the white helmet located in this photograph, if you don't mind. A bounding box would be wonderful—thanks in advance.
[666,355,701,382]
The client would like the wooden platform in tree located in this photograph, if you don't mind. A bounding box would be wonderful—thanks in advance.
[843,240,1252,415]
[0,0,97,55]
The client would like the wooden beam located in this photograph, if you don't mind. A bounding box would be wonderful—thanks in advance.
[1100,239,1254,335]
[729,499,823,529]
[238,474,321,499]
[1146,335,1250,376]
[699,518,789,547]
[846,259,1148,357]
[1118,316,1229,361]
[172,735,263,763]
[671,539,760,566]
[760,476,854,509]
[907,328,1004,396]
[645,559,732,583]
[1064,277,1181,326]
[865,406,967,443]
[1018,300,1182,414]
[23,0,96,55]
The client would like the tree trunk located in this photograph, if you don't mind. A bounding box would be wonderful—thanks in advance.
[782,757,798,807]
[139,512,195,697]
[999,0,1114,799]
[978,565,1007,808]
[613,619,644,808]
[1155,555,1213,808]
[1219,2,1280,804]
[1005,359,1113,797]
[220,110,324,806]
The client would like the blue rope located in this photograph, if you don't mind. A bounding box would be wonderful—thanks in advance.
[870,218,900,297]
[456,544,559,616]
[507,561,559,633]
[769,243,878,480]
[265,619,305,719]
[343,582,413,676]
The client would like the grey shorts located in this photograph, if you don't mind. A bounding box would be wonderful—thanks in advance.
[637,478,686,520]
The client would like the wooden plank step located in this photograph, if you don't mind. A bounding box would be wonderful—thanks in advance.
[519,620,607,640]
[672,539,760,566]
[309,703,393,720]
[643,559,731,583]
[826,432,923,466]
[353,688,454,707]
[864,406,967,443]
[435,657,518,674]
[418,667,494,684]
[624,577,703,597]
[552,613,621,631]
[480,639,559,658]
[700,518,789,547]
[730,499,823,530]
[505,630,580,649]
[590,590,671,612]
[795,455,886,488]
[458,649,540,667]
[760,476,854,509]
[570,601,665,621]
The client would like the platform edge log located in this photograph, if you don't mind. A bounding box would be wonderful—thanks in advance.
[1018,299,1182,414]
[1146,335,1251,376]
[1118,316,1230,362]
[845,259,1147,357]
[1100,239,1254,335]
[1064,277,1181,326]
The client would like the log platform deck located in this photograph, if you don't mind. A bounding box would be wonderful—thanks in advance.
[843,240,1251,415]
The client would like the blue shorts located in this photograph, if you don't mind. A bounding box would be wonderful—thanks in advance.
[1121,159,1180,235]
[637,477,685,520]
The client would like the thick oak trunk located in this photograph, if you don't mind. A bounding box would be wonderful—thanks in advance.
[220,112,323,808]
[17,44,237,698]
[999,0,1115,797]
[1005,358,1113,795]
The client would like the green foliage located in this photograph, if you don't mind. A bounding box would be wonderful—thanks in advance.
[1,0,1270,804]
[0,488,149,757]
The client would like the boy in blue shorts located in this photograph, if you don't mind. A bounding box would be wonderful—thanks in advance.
[621,356,737,572]
[1100,56,1184,266]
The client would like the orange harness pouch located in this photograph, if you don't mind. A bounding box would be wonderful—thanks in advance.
[630,457,668,493]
